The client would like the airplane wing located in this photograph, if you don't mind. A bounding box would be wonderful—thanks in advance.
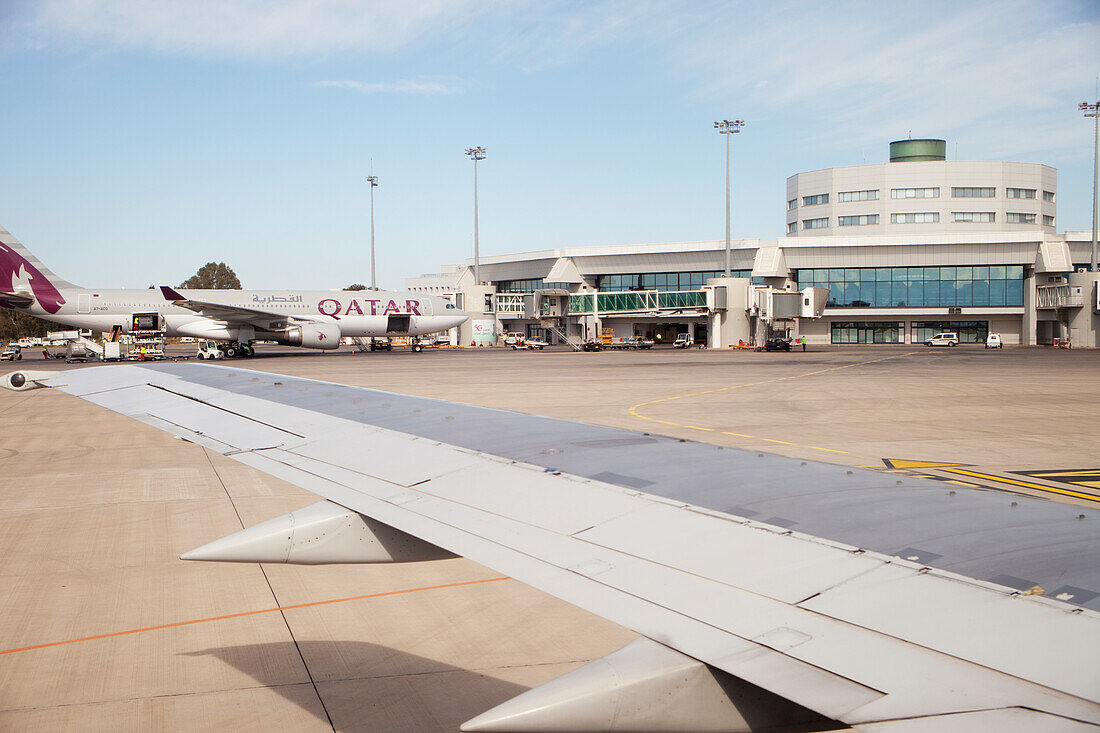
[6,363,1099,732]
[160,286,308,327]
[0,290,34,308]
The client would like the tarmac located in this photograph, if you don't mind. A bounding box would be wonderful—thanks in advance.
[1,343,1098,731]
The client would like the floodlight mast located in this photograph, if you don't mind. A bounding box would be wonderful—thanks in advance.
[714,119,744,277]
[1081,101,1099,272]
[366,175,379,289]
[465,147,487,284]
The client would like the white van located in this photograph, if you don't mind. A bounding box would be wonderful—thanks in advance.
[985,333,1003,349]
[924,332,959,347]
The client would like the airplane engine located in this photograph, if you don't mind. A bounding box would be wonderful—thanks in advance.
[2,371,53,391]
[280,322,340,350]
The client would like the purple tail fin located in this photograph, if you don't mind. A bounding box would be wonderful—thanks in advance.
[0,226,75,315]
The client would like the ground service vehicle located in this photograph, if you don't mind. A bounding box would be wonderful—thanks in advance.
[924,332,959,347]
[196,340,224,360]
[672,334,692,348]
[511,337,547,350]
[986,334,1003,349]
[101,342,123,361]
[1,344,21,361]
[763,338,792,352]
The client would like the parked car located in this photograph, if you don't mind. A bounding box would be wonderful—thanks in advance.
[1,344,21,361]
[985,333,1003,349]
[504,332,525,346]
[763,338,792,352]
[924,332,959,347]
[672,334,692,348]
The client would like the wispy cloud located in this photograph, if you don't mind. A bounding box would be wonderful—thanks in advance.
[15,0,507,57]
[314,77,467,95]
[675,0,1100,159]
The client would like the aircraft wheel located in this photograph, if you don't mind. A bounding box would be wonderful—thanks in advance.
[412,344,423,353]
[16,354,21,361]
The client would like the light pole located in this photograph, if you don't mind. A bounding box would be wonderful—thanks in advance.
[1081,100,1099,272]
[465,146,486,284]
[366,175,379,289]
[714,119,744,277]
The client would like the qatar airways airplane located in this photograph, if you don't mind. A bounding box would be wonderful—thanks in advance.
[0,226,467,356]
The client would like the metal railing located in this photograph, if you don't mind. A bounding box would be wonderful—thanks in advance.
[1036,285,1084,309]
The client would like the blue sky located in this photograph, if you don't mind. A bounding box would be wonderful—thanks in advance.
[2,0,1098,290]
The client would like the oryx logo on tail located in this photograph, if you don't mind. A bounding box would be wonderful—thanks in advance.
[0,243,66,314]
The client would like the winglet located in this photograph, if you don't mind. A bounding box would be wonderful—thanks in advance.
[160,285,185,301]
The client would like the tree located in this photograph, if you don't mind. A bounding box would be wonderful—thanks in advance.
[0,308,52,340]
[344,283,368,291]
[180,262,241,289]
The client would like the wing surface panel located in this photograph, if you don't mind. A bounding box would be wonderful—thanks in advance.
[145,364,1100,611]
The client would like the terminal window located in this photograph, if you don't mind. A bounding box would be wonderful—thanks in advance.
[802,217,829,229]
[838,214,879,226]
[953,211,995,223]
[838,190,878,202]
[595,270,748,292]
[1006,188,1036,199]
[891,212,939,223]
[1044,215,1055,226]
[1043,191,1055,202]
[803,193,829,206]
[496,279,572,292]
[891,187,939,199]
[787,222,798,234]
[911,321,988,344]
[1006,212,1036,224]
[798,266,1024,309]
[787,199,798,210]
[830,321,902,344]
[952,187,995,198]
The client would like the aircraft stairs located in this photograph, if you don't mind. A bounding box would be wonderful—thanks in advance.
[47,330,103,356]
[548,324,584,351]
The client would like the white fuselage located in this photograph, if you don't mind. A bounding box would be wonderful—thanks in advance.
[23,288,466,343]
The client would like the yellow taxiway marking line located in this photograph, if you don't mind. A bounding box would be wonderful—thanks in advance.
[628,351,925,455]
[939,469,1100,503]
[1027,470,1100,477]
[0,576,510,656]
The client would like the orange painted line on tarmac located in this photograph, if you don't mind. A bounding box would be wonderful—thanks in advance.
[0,576,509,656]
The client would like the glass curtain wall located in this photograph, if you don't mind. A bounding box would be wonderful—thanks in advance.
[497,279,571,292]
[799,266,1023,308]
[830,322,903,343]
[911,321,989,344]
[596,271,750,291]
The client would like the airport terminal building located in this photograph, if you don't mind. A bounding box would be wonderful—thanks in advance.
[408,141,1100,348]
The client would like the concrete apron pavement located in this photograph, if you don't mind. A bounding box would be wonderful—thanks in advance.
[1,344,1097,730]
